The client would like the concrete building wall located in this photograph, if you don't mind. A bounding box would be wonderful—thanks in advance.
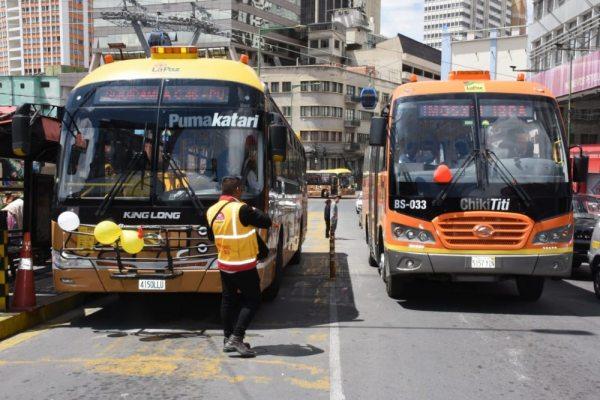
[262,65,397,176]
[451,34,527,80]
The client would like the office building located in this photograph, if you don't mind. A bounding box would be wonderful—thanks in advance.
[529,0,600,145]
[92,0,304,69]
[423,0,516,49]
[262,65,397,176]
[0,0,92,75]
[301,0,381,34]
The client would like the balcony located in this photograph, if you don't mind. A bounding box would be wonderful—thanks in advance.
[344,118,360,128]
[344,94,358,103]
[344,142,361,152]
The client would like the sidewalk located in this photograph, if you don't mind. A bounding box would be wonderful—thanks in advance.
[0,267,89,341]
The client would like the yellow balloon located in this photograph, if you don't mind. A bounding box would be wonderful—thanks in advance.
[120,230,145,254]
[94,220,122,245]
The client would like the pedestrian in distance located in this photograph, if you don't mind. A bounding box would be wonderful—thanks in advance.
[207,176,272,358]
[324,198,331,238]
[330,195,341,238]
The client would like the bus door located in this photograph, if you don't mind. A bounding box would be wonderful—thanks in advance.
[331,175,339,196]
[367,147,379,255]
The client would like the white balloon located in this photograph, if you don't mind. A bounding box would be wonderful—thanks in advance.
[57,211,80,232]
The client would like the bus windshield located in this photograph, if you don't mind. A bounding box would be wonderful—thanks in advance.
[58,79,265,202]
[391,94,568,195]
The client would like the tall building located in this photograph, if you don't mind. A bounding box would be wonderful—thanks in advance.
[0,0,92,75]
[301,0,381,34]
[529,0,600,144]
[92,0,304,69]
[423,0,515,49]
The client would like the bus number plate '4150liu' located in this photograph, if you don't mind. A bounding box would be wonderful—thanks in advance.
[138,279,166,291]
[471,256,495,269]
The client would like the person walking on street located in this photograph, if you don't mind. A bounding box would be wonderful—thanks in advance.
[2,192,23,230]
[324,199,331,238]
[330,195,341,238]
[207,176,272,358]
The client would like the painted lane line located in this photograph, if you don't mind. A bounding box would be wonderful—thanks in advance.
[329,283,346,400]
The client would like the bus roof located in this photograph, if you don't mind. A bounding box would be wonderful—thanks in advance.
[74,57,264,92]
[392,79,554,100]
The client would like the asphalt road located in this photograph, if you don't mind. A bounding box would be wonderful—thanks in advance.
[2,199,600,399]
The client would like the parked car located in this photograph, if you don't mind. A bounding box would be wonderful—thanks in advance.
[588,219,600,299]
[355,191,362,214]
[573,194,600,270]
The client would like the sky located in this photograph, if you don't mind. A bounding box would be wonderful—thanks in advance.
[380,1,534,42]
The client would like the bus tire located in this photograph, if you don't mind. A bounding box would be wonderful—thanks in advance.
[592,267,600,300]
[368,252,378,268]
[262,234,284,302]
[516,276,544,302]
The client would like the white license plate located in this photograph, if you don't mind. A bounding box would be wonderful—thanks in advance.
[138,279,166,291]
[471,256,495,269]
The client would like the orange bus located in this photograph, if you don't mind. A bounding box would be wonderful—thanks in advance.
[363,71,587,301]
[13,47,307,300]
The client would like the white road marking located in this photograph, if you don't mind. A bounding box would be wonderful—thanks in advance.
[329,283,346,400]
[507,348,531,382]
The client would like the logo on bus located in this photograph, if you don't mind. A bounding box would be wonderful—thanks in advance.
[460,198,510,211]
[122,211,182,220]
[168,113,260,129]
[473,224,494,238]
[152,64,180,73]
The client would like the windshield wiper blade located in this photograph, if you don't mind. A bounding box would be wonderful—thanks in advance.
[485,150,532,210]
[162,152,205,215]
[433,150,477,207]
[95,151,147,217]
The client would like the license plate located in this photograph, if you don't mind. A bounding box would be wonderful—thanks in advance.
[138,279,166,291]
[471,256,495,269]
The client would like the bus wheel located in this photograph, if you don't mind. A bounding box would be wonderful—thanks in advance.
[384,261,408,299]
[592,267,600,300]
[262,235,284,302]
[290,224,303,265]
[516,276,544,302]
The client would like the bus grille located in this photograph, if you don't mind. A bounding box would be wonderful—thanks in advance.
[432,212,533,250]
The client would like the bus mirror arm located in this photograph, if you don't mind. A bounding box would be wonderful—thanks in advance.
[369,117,387,146]
[269,124,287,162]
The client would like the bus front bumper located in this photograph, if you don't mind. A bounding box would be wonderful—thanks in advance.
[385,249,572,278]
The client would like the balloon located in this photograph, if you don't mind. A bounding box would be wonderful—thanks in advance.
[94,220,122,245]
[57,211,80,232]
[433,164,453,184]
[120,230,145,254]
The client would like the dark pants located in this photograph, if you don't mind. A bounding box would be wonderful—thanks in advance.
[325,218,330,238]
[330,219,337,237]
[220,268,261,339]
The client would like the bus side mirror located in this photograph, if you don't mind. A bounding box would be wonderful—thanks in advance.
[572,155,589,183]
[369,117,387,146]
[12,104,33,156]
[269,124,287,162]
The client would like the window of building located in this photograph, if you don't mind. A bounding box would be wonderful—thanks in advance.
[20,83,25,89]
[320,39,329,48]
[40,81,50,88]
[270,82,279,92]
[310,40,318,48]
[282,81,291,92]
[334,40,340,49]
[282,106,291,117]
[346,85,356,96]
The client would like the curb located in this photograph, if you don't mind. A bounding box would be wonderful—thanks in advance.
[0,293,89,341]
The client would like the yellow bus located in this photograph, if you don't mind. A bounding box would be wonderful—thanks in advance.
[17,46,307,300]
[306,168,355,198]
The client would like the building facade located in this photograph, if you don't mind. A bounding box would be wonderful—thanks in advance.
[423,0,515,49]
[301,0,381,34]
[0,0,92,75]
[528,0,600,144]
[92,0,304,69]
[262,65,397,177]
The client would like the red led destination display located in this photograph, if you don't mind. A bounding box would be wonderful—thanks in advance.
[162,85,230,104]
[418,104,473,118]
[94,86,160,104]
[480,103,533,118]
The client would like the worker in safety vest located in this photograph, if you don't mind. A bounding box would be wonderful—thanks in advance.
[207,176,272,357]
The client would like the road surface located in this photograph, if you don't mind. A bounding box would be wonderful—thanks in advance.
[1,199,600,399]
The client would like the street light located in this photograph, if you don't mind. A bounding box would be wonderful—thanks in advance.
[257,23,305,76]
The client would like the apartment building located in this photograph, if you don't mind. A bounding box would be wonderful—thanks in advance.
[0,0,92,75]
[262,65,397,176]
[529,0,600,144]
[423,0,515,49]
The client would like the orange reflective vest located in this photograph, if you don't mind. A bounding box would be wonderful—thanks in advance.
[207,197,259,272]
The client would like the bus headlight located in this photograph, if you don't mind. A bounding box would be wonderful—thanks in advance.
[392,224,434,243]
[533,225,572,244]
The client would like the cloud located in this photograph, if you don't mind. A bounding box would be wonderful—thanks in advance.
[380,1,424,41]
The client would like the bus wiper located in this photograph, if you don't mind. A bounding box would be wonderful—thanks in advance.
[433,150,477,206]
[95,151,148,217]
[484,150,532,210]
[162,152,205,215]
